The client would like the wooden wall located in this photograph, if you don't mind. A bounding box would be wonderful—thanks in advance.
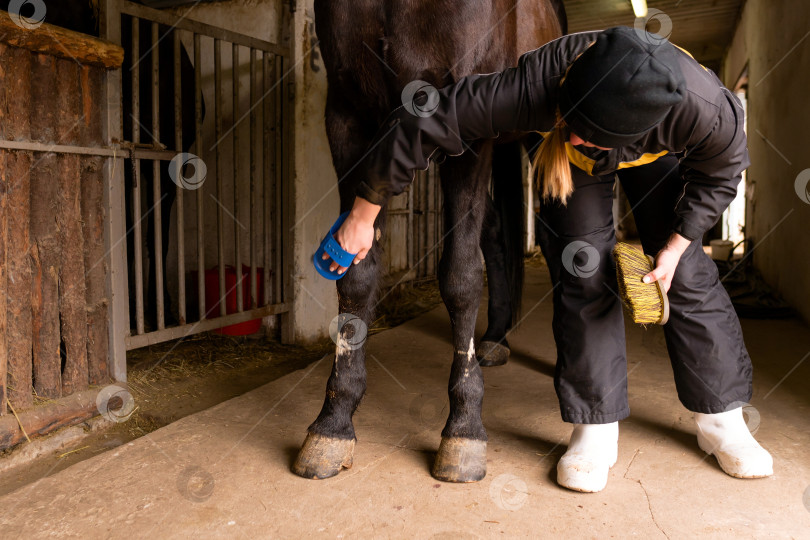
[0,16,123,414]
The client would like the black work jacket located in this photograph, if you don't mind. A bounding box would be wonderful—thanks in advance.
[356,31,749,242]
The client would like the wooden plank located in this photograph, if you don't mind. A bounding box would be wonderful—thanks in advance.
[0,148,6,415]
[0,43,8,415]
[101,0,128,382]
[0,15,124,69]
[5,46,33,410]
[55,58,89,396]
[0,389,100,450]
[29,53,62,399]
[79,65,110,385]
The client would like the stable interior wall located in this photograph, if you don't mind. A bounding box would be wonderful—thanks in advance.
[722,0,810,324]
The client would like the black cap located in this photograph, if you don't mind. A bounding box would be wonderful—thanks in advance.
[559,26,686,148]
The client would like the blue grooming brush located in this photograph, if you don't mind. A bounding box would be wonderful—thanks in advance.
[313,212,357,280]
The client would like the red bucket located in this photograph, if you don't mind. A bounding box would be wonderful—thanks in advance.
[194,265,265,335]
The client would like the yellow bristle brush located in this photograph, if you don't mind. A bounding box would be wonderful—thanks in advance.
[613,242,670,325]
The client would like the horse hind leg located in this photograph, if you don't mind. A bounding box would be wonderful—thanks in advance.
[432,143,493,483]
[478,140,525,367]
[478,195,512,367]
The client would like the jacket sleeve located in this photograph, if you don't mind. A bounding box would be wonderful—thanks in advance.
[354,32,598,206]
[353,33,600,206]
[674,89,750,241]
[354,68,537,206]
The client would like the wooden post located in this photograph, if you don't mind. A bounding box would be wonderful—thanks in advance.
[79,65,110,385]
[29,53,63,399]
[0,42,8,416]
[56,58,89,396]
[100,0,128,382]
[0,16,124,70]
[0,145,7,414]
[5,47,34,410]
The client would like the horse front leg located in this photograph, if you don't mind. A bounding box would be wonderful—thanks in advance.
[292,96,381,479]
[432,145,492,483]
[292,231,383,478]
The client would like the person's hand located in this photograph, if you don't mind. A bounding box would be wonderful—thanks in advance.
[322,197,382,275]
[643,232,691,293]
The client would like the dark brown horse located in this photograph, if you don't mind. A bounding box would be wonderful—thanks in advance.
[293,0,566,482]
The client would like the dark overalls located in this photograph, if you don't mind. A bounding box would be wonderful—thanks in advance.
[536,152,752,423]
[356,31,755,423]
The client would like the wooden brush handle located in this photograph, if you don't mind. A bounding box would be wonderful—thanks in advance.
[646,255,670,325]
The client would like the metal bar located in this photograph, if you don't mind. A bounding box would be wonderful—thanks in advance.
[215,38,226,317]
[151,22,165,331]
[249,48,258,309]
[421,170,428,277]
[0,139,176,162]
[131,16,145,336]
[232,42,243,313]
[437,171,443,266]
[194,33,205,322]
[262,51,272,307]
[274,56,284,308]
[0,139,118,156]
[174,30,186,325]
[408,177,414,271]
[100,0,128,381]
[119,0,289,57]
[125,303,291,350]
[280,56,294,343]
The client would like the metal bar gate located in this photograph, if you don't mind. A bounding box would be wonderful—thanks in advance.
[102,0,292,356]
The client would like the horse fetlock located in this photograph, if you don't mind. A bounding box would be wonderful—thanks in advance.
[432,437,487,483]
[292,433,356,480]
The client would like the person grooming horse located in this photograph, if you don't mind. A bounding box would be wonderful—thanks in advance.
[323,27,772,492]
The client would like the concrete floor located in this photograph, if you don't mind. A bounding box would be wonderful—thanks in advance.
[1,264,809,538]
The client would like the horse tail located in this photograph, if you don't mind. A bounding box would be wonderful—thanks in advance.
[492,141,525,327]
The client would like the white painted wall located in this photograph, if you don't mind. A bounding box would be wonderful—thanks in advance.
[287,0,339,343]
[722,0,810,324]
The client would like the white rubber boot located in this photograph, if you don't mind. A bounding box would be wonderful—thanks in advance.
[557,422,618,493]
[695,407,773,478]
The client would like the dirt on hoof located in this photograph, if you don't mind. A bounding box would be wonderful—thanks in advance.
[432,437,487,483]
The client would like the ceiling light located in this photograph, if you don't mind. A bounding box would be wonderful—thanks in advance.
[631,0,648,18]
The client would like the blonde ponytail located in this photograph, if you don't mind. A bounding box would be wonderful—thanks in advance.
[531,111,573,204]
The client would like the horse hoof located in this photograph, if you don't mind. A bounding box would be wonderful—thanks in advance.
[477,340,509,367]
[431,437,487,482]
[292,433,355,479]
